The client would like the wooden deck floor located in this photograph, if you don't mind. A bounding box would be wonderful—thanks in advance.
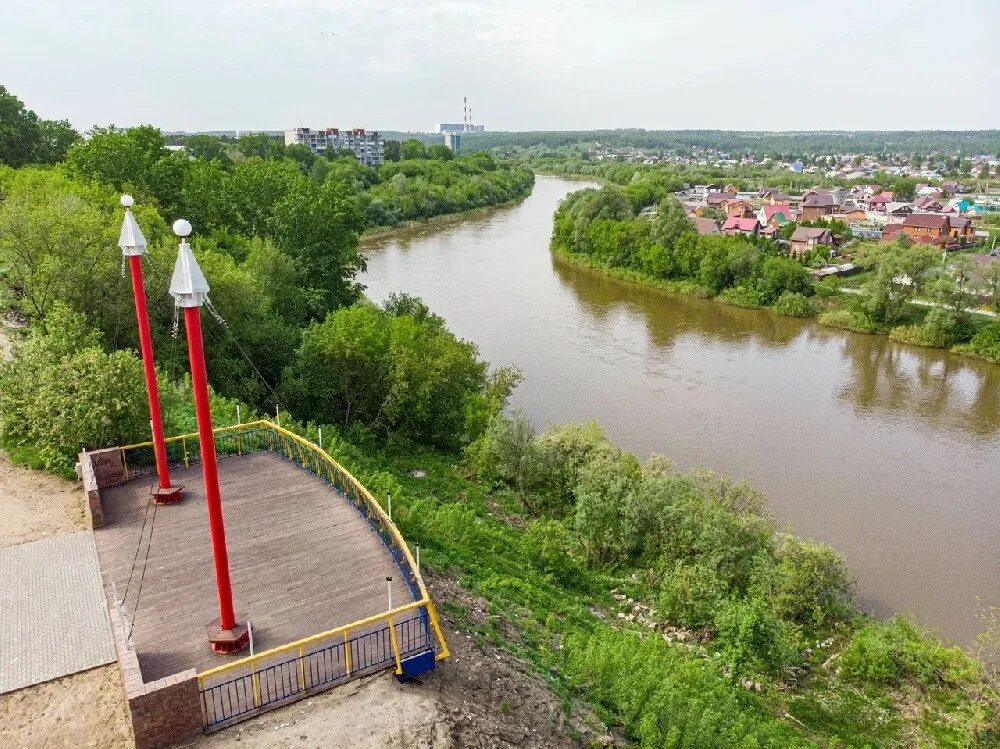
[93,452,415,681]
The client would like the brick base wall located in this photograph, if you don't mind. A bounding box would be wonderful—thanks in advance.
[109,607,204,749]
[77,448,128,529]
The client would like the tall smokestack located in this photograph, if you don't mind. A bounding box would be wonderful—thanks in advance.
[464,96,468,132]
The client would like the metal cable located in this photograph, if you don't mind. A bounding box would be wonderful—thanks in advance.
[127,497,158,641]
[120,474,158,604]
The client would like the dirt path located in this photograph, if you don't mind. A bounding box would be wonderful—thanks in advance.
[0,454,134,749]
[0,665,132,749]
[0,454,85,547]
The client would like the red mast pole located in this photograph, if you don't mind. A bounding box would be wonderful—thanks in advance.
[119,196,181,502]
[169,218,248,653]
[183,304,236,631]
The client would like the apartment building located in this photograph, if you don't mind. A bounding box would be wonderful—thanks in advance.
[284,127,384,166]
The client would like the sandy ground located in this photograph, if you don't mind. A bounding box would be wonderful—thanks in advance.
[184,672,450,749]
[0,665,133,749]
[0,454,86,547]
[183,577,614,749]
[0,453,134,749]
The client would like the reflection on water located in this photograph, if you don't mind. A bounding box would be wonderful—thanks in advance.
[361,176,1000,645]
[552,256,1000,439]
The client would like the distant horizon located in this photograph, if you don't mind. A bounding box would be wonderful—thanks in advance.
[3,0,997,134]
[158,127,1000,136]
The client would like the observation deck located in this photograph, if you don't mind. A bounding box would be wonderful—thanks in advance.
[85,421,447,734]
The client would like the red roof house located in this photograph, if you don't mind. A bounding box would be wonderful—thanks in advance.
[722,216,760,237]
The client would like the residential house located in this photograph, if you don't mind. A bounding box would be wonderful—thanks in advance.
[849,184,882,201]
[863,191,894,211]
[880,223,904,243]
[838,204,868,221]
[915,184,944,199]
[759,188,790,204]
[800,193,838,220]
[913,196,944,212]
[691,217,721,236]
[947,215,976,245]
[885,202,914,218]
[724,198,755,218]
[789,227,834,257]
[706,191,737,209]
[758,204,795,228]
[722,216,760,237]
[901,213,949,244]
[940,180,966,196]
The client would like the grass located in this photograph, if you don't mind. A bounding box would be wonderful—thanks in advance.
[327,434,998,748]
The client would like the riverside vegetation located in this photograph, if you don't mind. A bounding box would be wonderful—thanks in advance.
[2,87,1000,746]
[550,176,1000,366]
[2,308,999,747]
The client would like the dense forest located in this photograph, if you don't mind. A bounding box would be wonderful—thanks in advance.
[458,129,1000,158]
[3,84,1000,747]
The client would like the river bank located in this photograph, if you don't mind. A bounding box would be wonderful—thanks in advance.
[361,196,533,242]
[551,243,1000,366]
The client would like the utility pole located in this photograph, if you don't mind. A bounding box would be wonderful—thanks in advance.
[169,219,249,654]
[119,196,182,504]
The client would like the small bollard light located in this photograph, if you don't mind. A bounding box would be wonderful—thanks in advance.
[386,575,393,610]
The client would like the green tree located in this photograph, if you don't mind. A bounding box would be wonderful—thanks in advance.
[427,144,454,161]
[0,305,148,471]
[279,302,512,448]
[383,139,401,162]
[66,125,168,194]
[854,242,941,325]
[236,132,285,159]
[0,85,79,167]
[399,139,428,160]
[183,134,231,164]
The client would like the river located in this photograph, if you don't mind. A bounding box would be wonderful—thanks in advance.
[361,175,1000,646]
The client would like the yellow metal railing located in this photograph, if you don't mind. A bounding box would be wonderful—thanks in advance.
[120,420,449,704]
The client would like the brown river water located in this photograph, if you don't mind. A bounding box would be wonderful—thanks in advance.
[361,175,1000,646]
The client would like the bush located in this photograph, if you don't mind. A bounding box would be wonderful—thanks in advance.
[953,320,1000,363]
[839,617,981,688]
[818,308,880,334]
[565,629,810,748]
[572,450,643,565]
[812,278,841,298]
[773,536,852,627]
[521,518,583,585]
[0,305,148,472]
[714,596,801,678]
[657,560,730,629]
[535,421,616,503]
[771,291,816,318]
[718,285,766,309]
[467,412,556,512]
[889,307,965,349]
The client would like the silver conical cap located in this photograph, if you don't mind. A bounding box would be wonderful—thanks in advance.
[168,238,210,308]
[118,207,147,257]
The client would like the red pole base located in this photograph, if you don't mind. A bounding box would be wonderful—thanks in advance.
[151,485,185,505]
[207,613,250,654]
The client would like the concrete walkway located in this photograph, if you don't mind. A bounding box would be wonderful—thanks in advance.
[0,531,116,693]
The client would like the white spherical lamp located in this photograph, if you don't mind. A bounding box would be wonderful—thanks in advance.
[172,219,193,238]
[120,194,134,207]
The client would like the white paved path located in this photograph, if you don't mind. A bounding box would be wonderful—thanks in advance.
[0,531,116,693]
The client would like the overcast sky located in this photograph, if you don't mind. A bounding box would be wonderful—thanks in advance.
[4,0,998,133]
